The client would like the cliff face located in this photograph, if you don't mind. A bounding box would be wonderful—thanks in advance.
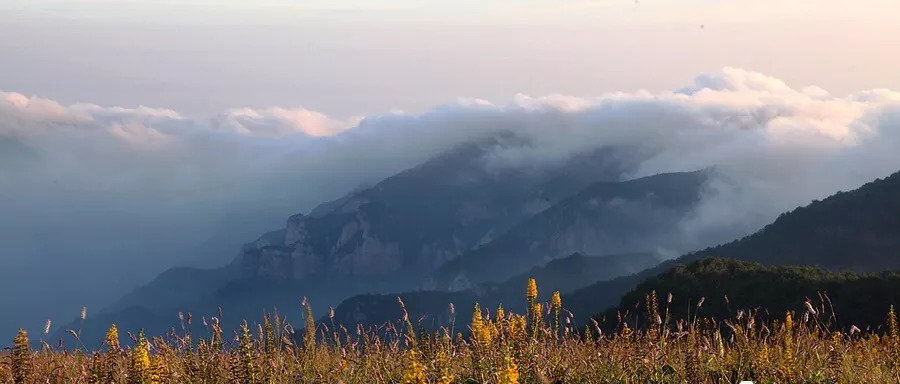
[240,137,631,282]
[431,170,711,289]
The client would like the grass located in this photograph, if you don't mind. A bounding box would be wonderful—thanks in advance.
[3,278,900,383]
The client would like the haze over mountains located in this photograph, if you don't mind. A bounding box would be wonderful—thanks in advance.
[327,169,900,331]
[431,170,709,289]
[563,170,900,325]
[5,67,900,339]
[63,139,710,342]
[64,143,900,344]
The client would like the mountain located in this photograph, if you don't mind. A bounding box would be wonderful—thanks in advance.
[317,169,713,330]
[431,170,709,289]
[565,170,900,321]
[316,169,712,331]
[64,251,660,348]
[102,264,241,315]
[597,257,900,330]
[332,169,900,329]
[687,171,900,272]
[64,137,648,343]
[241,138,630,282]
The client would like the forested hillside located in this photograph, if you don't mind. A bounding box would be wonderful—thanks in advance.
[597,257,900,330]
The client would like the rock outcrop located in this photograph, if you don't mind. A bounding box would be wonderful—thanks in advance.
[240,136,629,283]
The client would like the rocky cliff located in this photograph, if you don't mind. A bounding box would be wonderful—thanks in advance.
[240,136,631,282]
[431,170,711,289]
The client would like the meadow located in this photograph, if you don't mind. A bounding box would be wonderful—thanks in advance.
[2,279,899,384]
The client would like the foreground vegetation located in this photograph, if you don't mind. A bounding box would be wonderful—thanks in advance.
[4,278,900,383]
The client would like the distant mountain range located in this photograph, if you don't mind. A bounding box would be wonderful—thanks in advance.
[332,169,900,331]
[58,134,900,346]
[61,135,704,344]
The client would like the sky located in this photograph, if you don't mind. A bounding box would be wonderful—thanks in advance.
[1,0,900,336]
[2,0,899,117]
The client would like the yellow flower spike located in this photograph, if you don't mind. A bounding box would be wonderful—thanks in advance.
[470,302,492,347]
[551,291,562,339]
[129,329,151,384]
[11,328,31,384]
[149,354,169,384]
[105,324,120,351]
[497,352,520,384]
[103,324,120,383]
[401,349,426,384]
[888,305,899,355]
[526,278,538,304]
[551,291,561,309]
[781,312,794,381]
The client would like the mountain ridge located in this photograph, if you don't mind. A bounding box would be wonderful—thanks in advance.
[63,139,663,343]
[432,169,710,289]
[564,169,900,321]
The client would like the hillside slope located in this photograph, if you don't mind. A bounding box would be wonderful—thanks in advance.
[566,170,900,320]
[598,257,900,330]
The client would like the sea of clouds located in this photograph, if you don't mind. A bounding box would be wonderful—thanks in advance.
[2,67,900,335]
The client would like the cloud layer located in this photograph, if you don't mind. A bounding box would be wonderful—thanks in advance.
[2,67,900,335]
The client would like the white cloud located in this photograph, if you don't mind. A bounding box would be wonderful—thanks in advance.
[215,107,362,138]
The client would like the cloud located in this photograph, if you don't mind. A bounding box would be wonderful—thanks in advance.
[468,68,900,243]
[214,107,362,138]
[2,67,900,335]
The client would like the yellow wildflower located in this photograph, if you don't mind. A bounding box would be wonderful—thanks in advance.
[12,328,31,384]
[497,353,519,384]
[401,350,426,384]
[471,302,492,347]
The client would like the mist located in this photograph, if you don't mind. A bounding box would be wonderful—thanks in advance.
[2,67,900,336]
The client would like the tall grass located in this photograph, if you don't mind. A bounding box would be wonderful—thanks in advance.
[3,280,900,383]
